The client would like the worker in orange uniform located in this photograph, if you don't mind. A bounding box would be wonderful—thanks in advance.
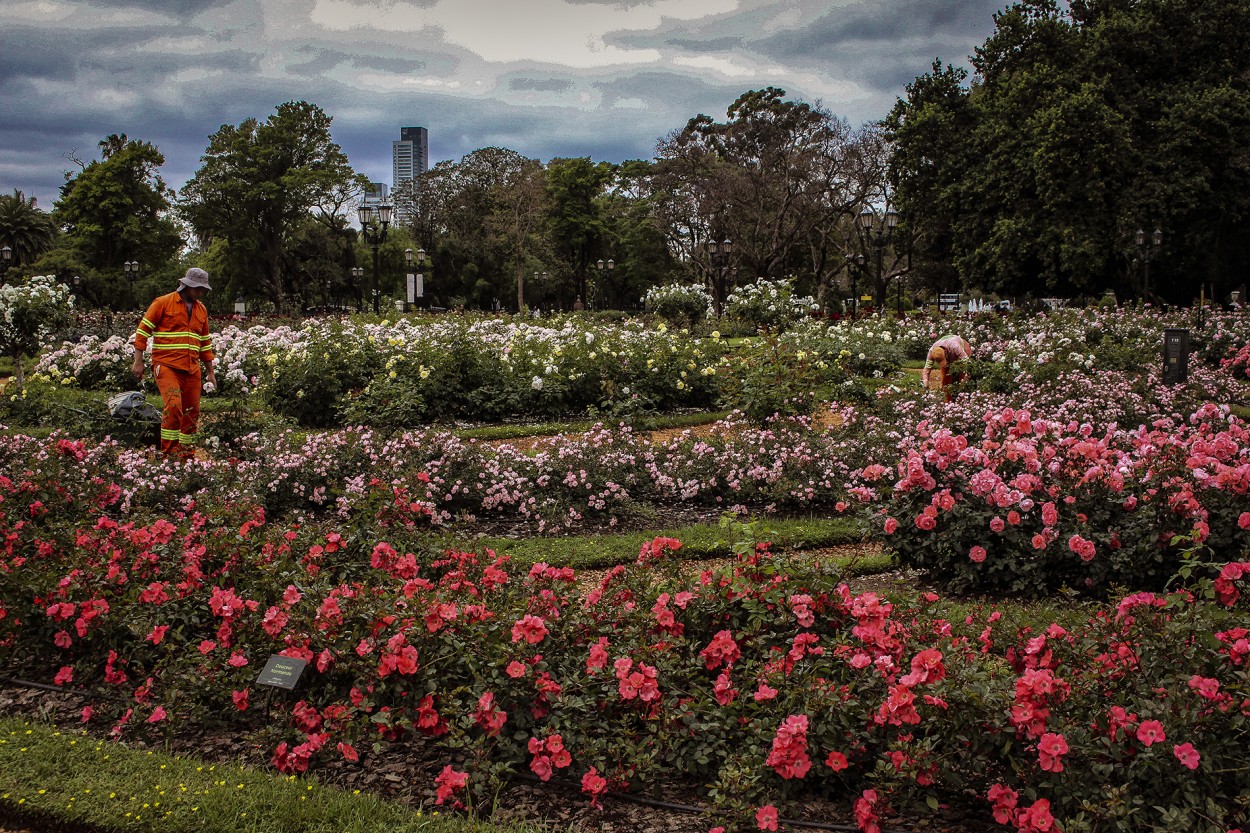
[131,268,217,458]
[921,334,973,401]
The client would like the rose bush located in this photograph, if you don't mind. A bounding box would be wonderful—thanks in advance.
[854,404,1250,596]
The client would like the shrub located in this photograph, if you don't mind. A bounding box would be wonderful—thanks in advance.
[1,495,1247,832]
[262,322,380,427]
[644,283,713,327]
[0,276,74,391]
[722,278,817,333]
[858,404,1250,596]
[33,334,134,390]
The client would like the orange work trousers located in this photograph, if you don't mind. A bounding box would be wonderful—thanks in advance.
[154,364,201,457]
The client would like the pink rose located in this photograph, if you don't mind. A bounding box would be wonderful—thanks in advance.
[1172,742,1200,770]
[1136,719,1166,747]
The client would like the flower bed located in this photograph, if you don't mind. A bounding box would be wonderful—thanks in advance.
[853,403,1250,596]
[7,305,1250,830]
[30,306,1250,429]
[1,489,1247,831]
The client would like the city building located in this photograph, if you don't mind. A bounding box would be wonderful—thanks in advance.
[392,126,428,187]
[362,182,389,205]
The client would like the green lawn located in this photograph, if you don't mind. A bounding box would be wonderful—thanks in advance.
[442,515,876,572]
[0,717,534,833]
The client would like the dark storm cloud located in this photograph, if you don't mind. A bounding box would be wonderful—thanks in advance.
[0,23,192,84]
[665,37,746,53]
[593,71,742,115]
[73,0,236,16]
[508,78,574,92]
[285,45,445,76]
[770,0,998,48]
[748,0,1003,93]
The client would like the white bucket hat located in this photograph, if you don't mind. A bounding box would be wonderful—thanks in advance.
[179,267,212,291]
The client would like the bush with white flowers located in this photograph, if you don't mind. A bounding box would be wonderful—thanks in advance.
[723,277,817,332]
[0,276,75,391]
[644,282,714,326]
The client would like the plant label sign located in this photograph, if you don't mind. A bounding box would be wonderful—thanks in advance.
[256,655,307,690]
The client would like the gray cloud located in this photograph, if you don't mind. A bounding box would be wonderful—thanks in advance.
[1,0,1006,209]
[285,45,445,76]
[508,78,574,93]
[664,36,745,53]
[67,0,236,16]
[748,0,1002,92]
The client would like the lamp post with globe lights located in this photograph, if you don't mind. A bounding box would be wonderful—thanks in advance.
[592,258,614,310]
[706,239,732,317]
[1134,228,1162,303]
[357,203,393,314]
[857,206,900,314]
[404,247,427,312]
[351,266,366,312]
[123,261,139,309]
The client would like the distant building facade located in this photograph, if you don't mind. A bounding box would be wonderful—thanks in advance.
[392,127,429,187]
[362,182,389,205]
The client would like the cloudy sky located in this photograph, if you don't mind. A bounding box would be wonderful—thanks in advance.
[2,0,1005,210]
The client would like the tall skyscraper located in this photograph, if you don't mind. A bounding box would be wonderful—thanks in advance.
[392,126,428,187]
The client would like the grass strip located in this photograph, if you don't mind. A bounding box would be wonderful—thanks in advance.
[453,410,732,442]
[0,716,531,833]
[440,516,870,571]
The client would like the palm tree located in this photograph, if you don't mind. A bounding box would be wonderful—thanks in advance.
[0,190,57,268]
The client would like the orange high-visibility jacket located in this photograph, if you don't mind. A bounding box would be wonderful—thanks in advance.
[133,292,215,372]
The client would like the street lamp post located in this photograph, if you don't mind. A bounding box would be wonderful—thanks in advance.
[844,253,865,318]
[1,245,12,279]
[351,266,366,312]
[593,258,614,310]
[707,239,732,316]
[123,261,139,309]
[357,203,393,314]
[404,247,427,312]
[1135,228,1162,302]
[857,206,900,316]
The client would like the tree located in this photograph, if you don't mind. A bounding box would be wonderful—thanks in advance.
[180,101,364,307]
[651,88,870,312]
[545,157,615,306]
[486,156,549,312]
[593,160,683,310]
[52,134,183,282]
[393,148,552,311]
[0,190,57,270]
[884,61,975,297]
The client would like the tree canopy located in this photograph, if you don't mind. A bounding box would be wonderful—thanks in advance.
[0,190,57,270]
[180,101,363,307]
[53,134,183,275]
[887,0,1250,302]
